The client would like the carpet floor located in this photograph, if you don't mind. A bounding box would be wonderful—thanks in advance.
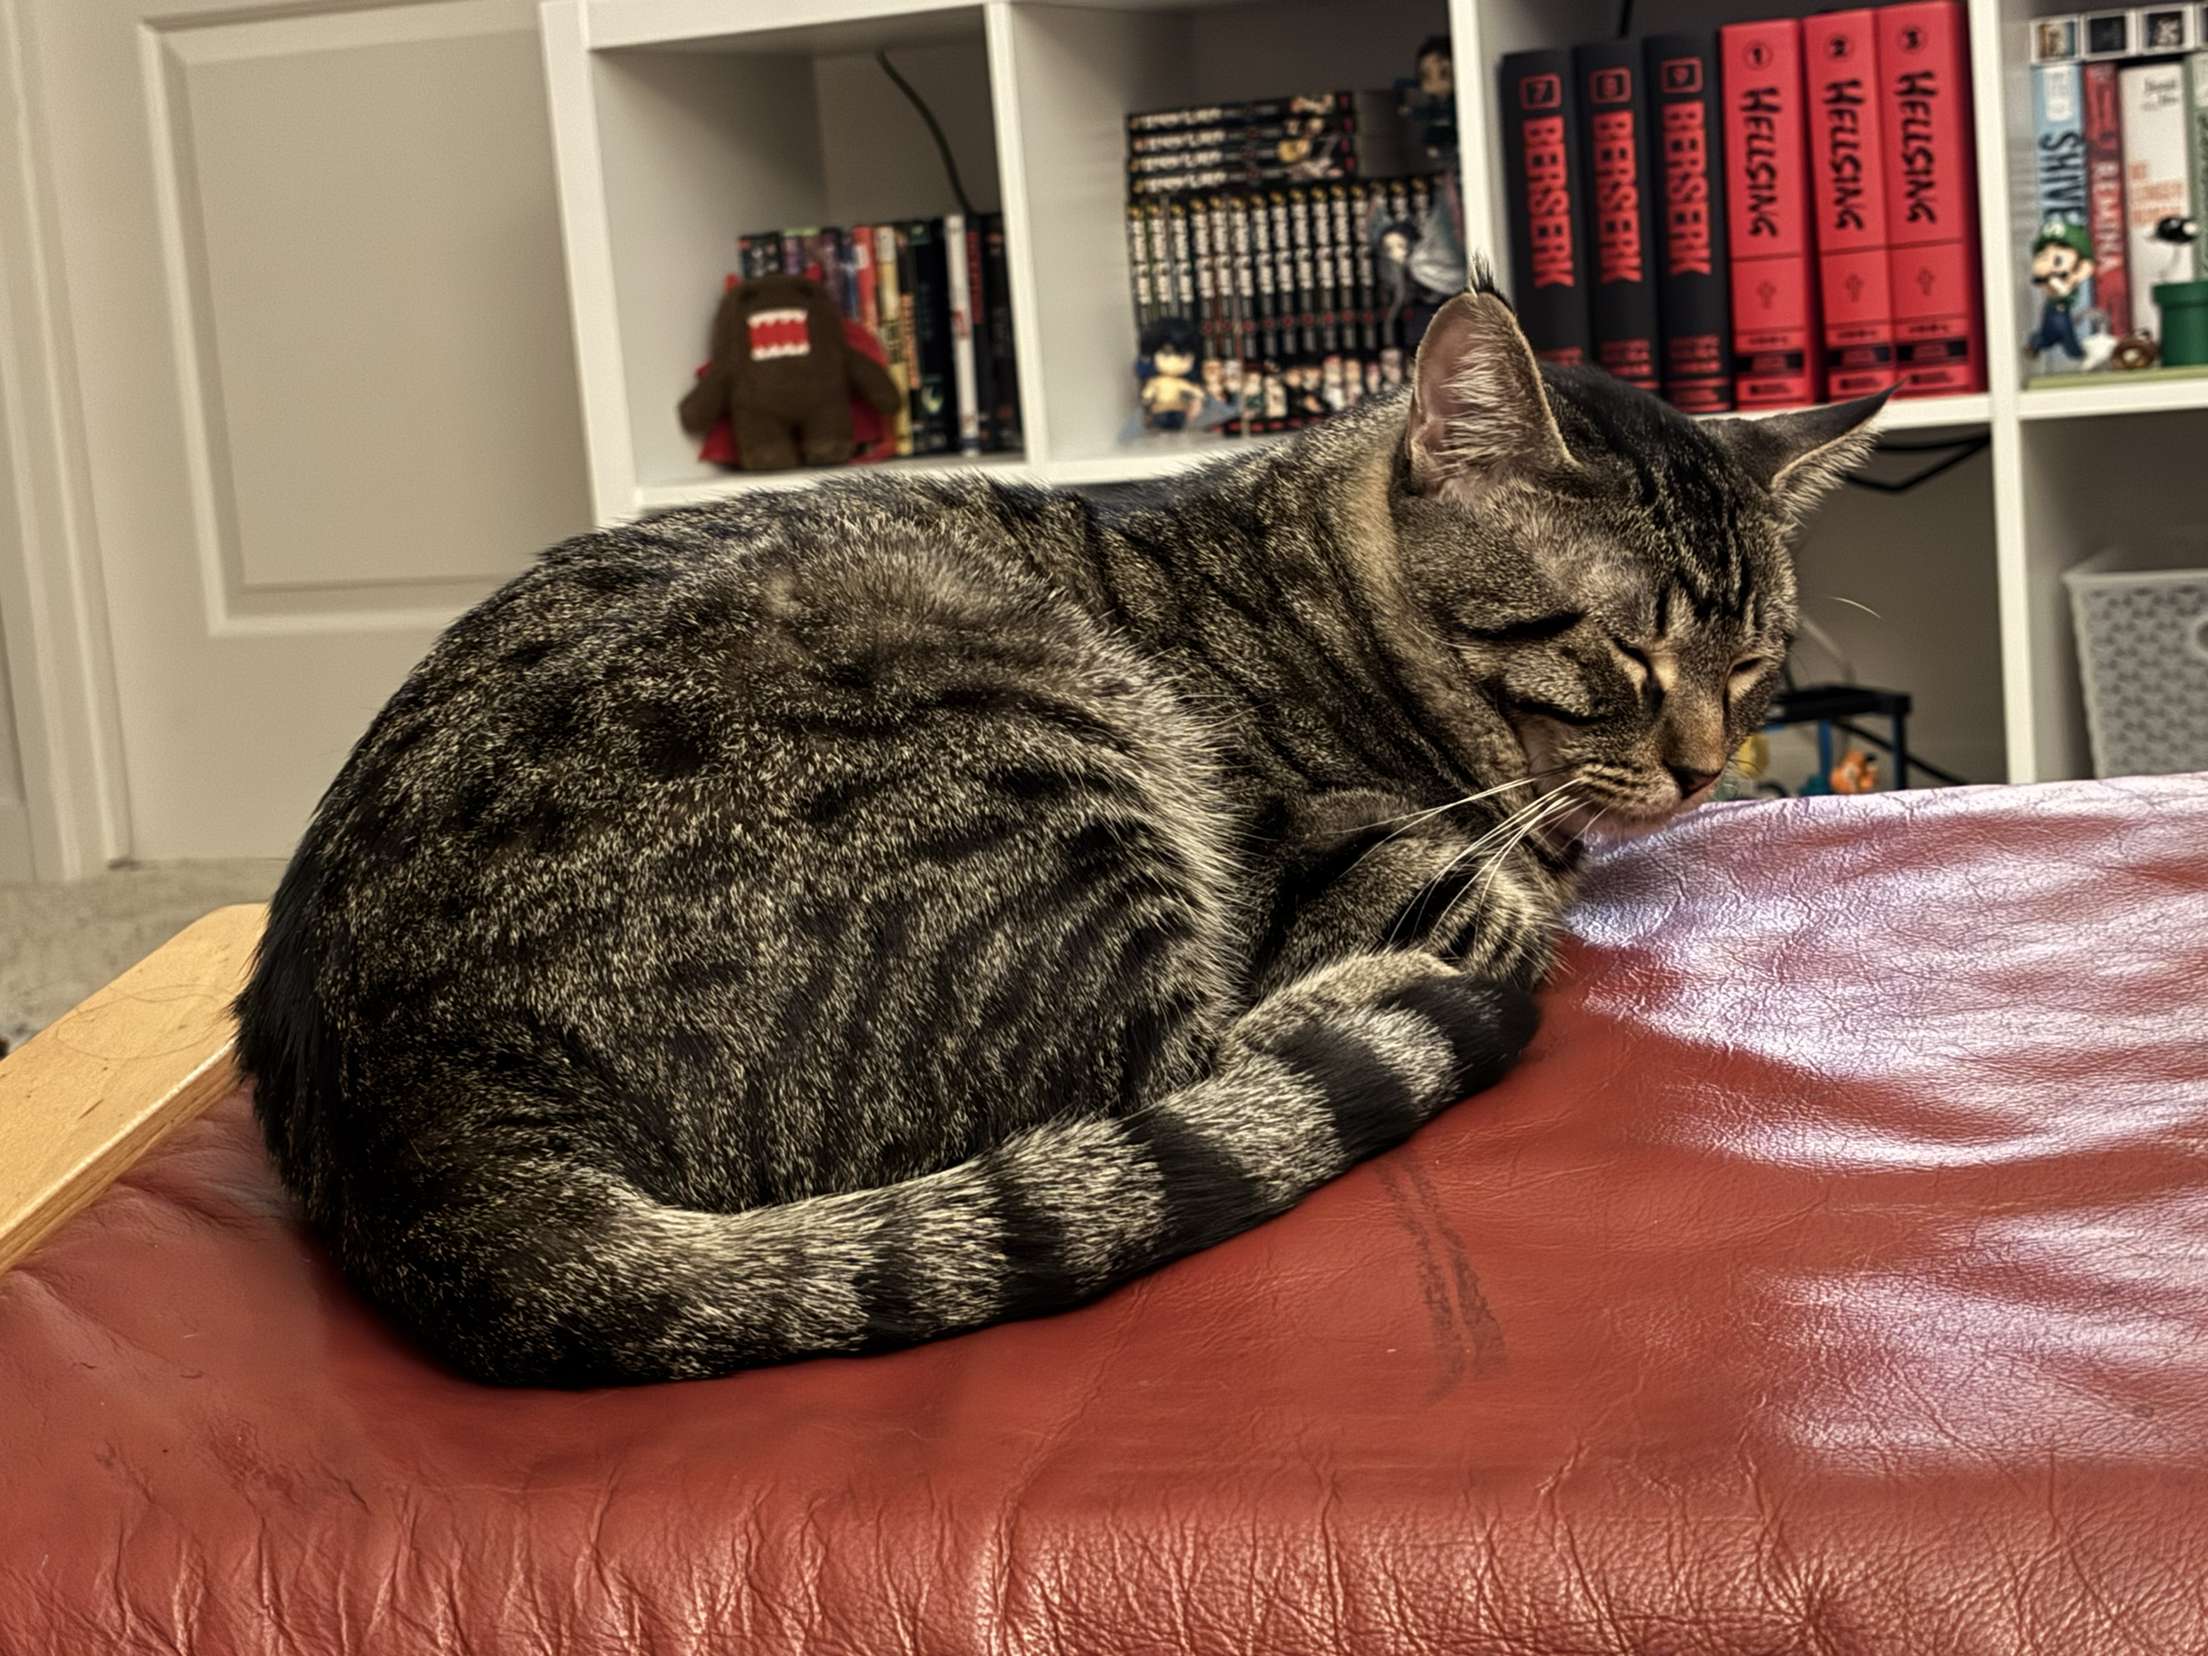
[0,860,283,1053]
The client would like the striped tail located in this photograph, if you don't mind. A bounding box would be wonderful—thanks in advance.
[383,954,1536,1386]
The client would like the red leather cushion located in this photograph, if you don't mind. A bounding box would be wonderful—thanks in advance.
[5,778,2207,1654]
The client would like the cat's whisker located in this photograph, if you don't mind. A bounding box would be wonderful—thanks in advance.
[1475,788,1583,890]
[1430,784,1584,944]
[1344,765,1578,887]
[1820,593,1884,619]
[1384,784,1568,950]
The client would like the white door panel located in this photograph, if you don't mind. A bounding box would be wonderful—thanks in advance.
[27,0,590,858]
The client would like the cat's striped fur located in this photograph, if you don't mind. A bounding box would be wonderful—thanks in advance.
[238,278,1882,1385]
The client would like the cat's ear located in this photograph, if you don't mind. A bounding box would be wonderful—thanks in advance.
[1710,390,1890,522]
[1404,282,1575,498]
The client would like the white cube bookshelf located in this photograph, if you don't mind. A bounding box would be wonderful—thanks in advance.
[542,0,2208,789]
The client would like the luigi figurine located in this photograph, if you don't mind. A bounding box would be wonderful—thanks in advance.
[2026,218,2110,372]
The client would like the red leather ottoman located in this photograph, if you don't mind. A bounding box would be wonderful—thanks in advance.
[4,778,2206,1654]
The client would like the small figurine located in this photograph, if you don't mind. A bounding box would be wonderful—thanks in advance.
[2152,214,2202,283]
[1398,34,1457,159]
[1321,353,1349,411]
[679,274,902,471]
[1830,749,1880,795]
[2026,218,2114,371]
[1368,182,1470,344]
[1136,316,1208,431]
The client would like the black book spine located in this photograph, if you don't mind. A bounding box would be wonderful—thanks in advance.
[1248,187,1280,363]
[1127,202,1156,329]
[1228,191,1259,431]
[1498,48,1594,364]
[1643,31,1732,411]
[964,215,996,451]
[1576,42,1662,391]
[907,219,954,455]
[1349,180,1379,357]
[983,214,1022,450]
[1307,185,1340,356]
[1167,196,1197,335]
[1289,186,1318,357]
[1268,188,1300,359]
[1189,191,1221,390]
[1144,202,1176,316]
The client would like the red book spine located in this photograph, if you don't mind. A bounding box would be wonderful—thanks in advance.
[2083,62,2132,338]
[852,224,878,338]
[1804,11,1898,396]
[1877,1,1985,394]
[1722,19,1821,407]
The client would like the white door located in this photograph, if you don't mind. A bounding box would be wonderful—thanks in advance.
[12,0,591,860]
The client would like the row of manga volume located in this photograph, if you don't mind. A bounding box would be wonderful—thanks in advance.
[1499,1,1986,412]
[1127,174,1470,436]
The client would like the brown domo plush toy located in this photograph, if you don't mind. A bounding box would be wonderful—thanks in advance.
[677,274,901,470]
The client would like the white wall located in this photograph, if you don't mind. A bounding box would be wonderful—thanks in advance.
[0,618,29,880]
[1787,448,2009,788]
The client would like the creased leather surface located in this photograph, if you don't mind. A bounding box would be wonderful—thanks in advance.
[5,777,2207,1655]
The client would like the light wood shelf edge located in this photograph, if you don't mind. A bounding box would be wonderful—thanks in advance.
[0,903,266,1278]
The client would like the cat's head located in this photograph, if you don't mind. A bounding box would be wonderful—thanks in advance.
[1391,267,1886,836]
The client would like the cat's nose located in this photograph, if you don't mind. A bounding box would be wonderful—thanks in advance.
[1668,764,1720,799]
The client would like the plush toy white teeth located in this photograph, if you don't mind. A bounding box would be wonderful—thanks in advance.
[747,307,812,360]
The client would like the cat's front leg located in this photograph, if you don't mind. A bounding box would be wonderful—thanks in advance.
[1251,790,1564,996]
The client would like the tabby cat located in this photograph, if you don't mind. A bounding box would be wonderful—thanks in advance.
[237,274,1883,1386]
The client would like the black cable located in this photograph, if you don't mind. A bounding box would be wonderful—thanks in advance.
[1873,435,1993,453]
[1616,0,1635,38]
[877,50,976,219]
[1845,434,1990,493]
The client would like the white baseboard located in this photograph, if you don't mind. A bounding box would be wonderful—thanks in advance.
[0,796,32,882]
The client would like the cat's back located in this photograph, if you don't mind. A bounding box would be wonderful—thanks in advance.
[317,472,1097,839]
[243,476,1128,1038]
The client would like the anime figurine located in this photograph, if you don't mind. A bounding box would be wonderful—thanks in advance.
[2026,218,2112,371]
[1398,34,1457,160]
[1369,184,1469,344]
[1218,357,1243,410]
[1135,316,1208,431]
[1321,353,1349,411]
